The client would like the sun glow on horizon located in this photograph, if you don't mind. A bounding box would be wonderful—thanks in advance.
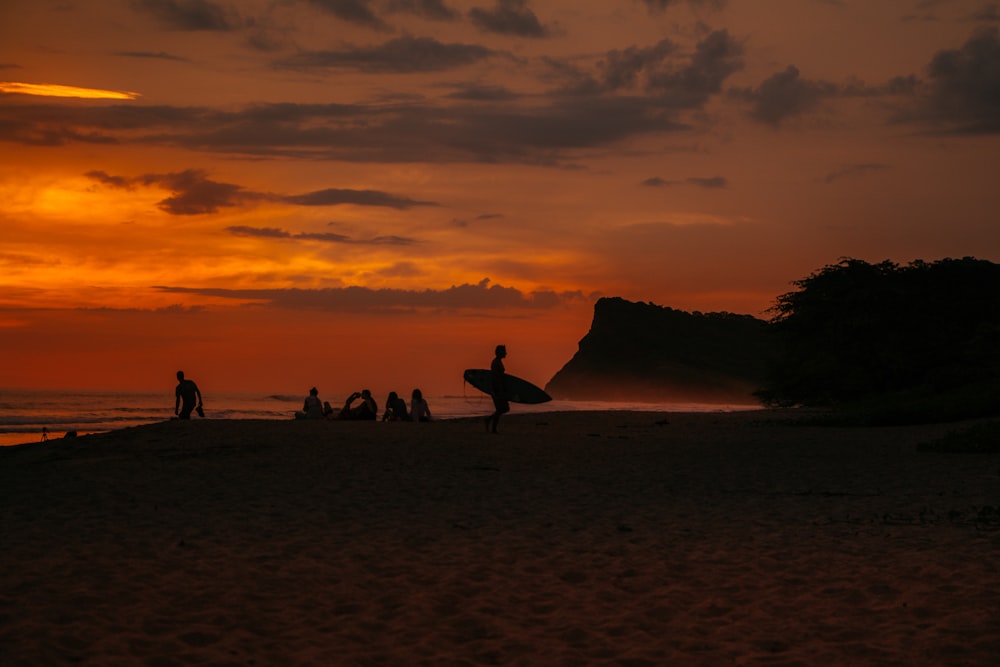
[0,81,140,100]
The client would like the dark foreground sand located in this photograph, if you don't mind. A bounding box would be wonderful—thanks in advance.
[1,411,998,666]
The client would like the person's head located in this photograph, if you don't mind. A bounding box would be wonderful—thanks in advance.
[176,370,185,381]
[412,388,423,400]
[387,391,398,402]
[495,344,507,358]
[310,387,318,396]
[361,389,371,398]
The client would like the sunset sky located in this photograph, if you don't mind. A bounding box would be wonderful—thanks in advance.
[2,0,999,397]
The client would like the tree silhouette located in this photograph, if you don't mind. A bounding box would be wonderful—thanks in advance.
[758,257,1000,406]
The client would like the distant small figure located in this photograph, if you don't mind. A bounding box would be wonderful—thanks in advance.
[323,401,334,418]
[339,389,377,420]
[295,387,325,420]
[382,391,408,421]
[41,427,48,442]
[485,344,510,433]
[174,370,204,420]
[410,388,432,422]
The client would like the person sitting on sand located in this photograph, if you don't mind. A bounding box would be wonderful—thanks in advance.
[295,387,325,420]
[382,391,408,421]
[410,388,432,422]
[339,389,377,420]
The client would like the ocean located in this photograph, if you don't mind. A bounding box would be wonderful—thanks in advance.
[0,387,758,447]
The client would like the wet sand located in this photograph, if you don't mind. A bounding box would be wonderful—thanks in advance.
[1,411,998,666]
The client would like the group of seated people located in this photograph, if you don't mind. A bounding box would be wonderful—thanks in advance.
[295,387,431,422]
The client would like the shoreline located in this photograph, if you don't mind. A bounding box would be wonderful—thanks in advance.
[0,400,763,448]
[2,410,997,665]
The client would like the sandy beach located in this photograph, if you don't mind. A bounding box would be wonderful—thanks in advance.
[1,410,998,666]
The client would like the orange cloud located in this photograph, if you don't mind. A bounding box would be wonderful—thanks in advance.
[0,81,140,100]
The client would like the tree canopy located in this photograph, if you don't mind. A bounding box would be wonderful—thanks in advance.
[758,257,1000,407]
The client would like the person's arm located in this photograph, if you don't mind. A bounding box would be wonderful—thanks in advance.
[194,383,203,407]
[175,388,180,415]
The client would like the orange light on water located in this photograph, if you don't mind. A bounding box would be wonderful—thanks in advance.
[0,81,140,100]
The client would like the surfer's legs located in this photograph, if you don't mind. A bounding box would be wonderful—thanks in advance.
[486,397,510,433]
[485,412,501,433]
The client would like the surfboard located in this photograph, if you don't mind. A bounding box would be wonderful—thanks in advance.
[463,368,552,404]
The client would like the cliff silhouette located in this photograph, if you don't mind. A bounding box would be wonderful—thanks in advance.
[545,297,772,402]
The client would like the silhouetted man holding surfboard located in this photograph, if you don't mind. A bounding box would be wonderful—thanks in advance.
[486,344,510,433]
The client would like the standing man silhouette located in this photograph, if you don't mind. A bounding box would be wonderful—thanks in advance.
[485,344,509,433]
[174,370,203,419]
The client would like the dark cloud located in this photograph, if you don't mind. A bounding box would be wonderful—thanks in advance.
[86,169,433,215]
[86,170,134,190]
[639,0,727,12]
[599,39,678,91]
[729,62,918,127]
[0,96,686,164]
[642,176,673,186]
[307,0,389,30]
[153,278,583,313]
[87,168,249,214]
[386,0,459,20]
[641,175,727,187]
[445,84,520,101]
[686,176,727,188]
[283,188,436,209]
[227,225,290,239]
[823,163,891,183]
[113,50,189,61]
[559,30,743,109]
[646,30,744,106]
[301,232,415,245]
[0,120,118,147]
[468,0,552,38]
[373,261,423,278]
[227,226,418,245]
[130,0,237,30]
[277,35,495,72]
[735,65,838,126]
[0,31,752,169]
[144,170,249,214]
[842,75,920,97]
[969,3,1000,22]
[0,30,746,164]
[920,27,1000,132]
